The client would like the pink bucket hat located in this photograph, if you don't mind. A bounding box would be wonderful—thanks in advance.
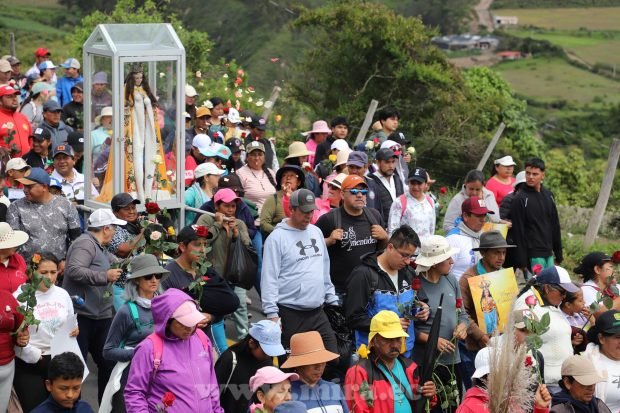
[249,367,299,393]
[171,301,206,327]
[302,120,332,136]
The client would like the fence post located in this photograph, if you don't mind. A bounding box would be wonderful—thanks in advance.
[584,138,620,247]
[354,99,379,146]
[477,122,506,171]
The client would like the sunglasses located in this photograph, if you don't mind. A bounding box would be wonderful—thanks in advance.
[346,189,368,196]
[549,284,567,295]
[142,274,164,280]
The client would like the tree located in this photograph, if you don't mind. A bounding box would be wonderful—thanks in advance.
[289,0,540,183]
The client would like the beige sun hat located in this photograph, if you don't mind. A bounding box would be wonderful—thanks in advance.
[335,148,352,167]
[0,223,29,249]
[285,141,314,159]
[95,106,113,126]
[280,331,339,369]
[414,235,459,268]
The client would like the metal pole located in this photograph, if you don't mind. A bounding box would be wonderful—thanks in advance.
[354,99,379,146]
[9,33,15,57]
[584,138,620,247]
[477,122,506,171]
[261,86,281,120]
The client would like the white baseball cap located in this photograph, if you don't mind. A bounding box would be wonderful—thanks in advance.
[185,84,198,98]
[192,134,211,150]
[194,162,225,178]
[227,108,241,124]
[88,209,127,228]
[6,158,30,172]
[331,139,350,152]
[494,155,516,166]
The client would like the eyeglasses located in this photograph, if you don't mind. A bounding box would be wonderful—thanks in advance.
[142,274,164,280]
[392,247,416,261]
[346,189,368,196]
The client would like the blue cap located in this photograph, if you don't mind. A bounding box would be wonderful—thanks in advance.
[248,320,285,357]
[38,61,56,71]
[43,100,61,112]
[535,266,579,293]
[49,176,62,189]
[16,167,50,186]
[199,143,219,158]
[273,402,308,413]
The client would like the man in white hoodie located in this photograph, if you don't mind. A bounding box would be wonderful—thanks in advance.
[261,188,339,359]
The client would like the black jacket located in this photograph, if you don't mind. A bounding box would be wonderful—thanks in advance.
[367,173,404,223]
[345,252,415,334]
[214,338,272,413]
[510,184,563,268]
[314,135,335,167]
[23,149,49,169]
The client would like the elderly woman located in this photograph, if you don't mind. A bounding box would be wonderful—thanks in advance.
[282,141,321,197]
[550,355,611,413]
[414,235,468,412]
[443,169,502,233]
[283,331,349,412]
[515,266,579,391]
[101,254,169,413]
[249,366,299,413]
[583,310,620,412]
[260,164,305,235]
[574,252,618,311]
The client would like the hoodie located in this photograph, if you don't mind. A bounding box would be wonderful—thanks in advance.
[261,220,338,318]
[551,389,610,413]
[124,288,224,413]
[457,386,550,413]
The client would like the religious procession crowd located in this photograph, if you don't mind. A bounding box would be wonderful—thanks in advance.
[0,48,617,413]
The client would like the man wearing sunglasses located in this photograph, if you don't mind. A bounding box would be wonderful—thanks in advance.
[345,225,429,358]
[316,174,387,296]
[63,208,126,402]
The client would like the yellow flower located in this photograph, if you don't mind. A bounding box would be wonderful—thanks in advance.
[275,114,282,123]
[167,226,175,236]
[152,155,163,165]
[356,344,369,359]
[328,154,337,163]
[407,146,416,155]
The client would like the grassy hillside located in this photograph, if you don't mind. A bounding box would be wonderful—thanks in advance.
[493,7,620,30]
[492,0,620,8]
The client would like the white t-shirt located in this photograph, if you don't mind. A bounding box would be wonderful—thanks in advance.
[582,280,601,307]
[378,262,399,291]
[598,352,620,412]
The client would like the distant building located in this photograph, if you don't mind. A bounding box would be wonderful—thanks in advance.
[494,15,519,26]
[497,51,523,60]
[431,35,499,51]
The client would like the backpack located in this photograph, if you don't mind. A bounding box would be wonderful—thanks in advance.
[146,328,211,374]
[118,301,154,348]
[399,193,434,220]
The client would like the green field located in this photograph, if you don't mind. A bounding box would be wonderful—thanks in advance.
[494,57,620,104]
[494,7,620,30]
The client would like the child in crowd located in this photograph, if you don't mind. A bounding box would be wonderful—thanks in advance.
[559,288,588,353]
[31,352,94,413]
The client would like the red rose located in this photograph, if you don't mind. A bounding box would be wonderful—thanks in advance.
[202,276,210,282]
[456,298,463,309]
[411,277,421,291]
[440,187,447,194]
[145,202,161,215]
[525,295,538,308]
[162,391,175,408]
[241,132,247,139]
[532,264,543,275]
[373,137,380,144]
[525,355,533,367]
[195,226,209,238]
[612,251,620,264]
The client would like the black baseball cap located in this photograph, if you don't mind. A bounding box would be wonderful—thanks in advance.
[596,310,620,335]
[67,131,84,153]
[388,131,410,146]
[225,138,243,153]
[250,116,267,131]
[111,192,140,210]
[408,167,427,183]
[32,127,51,142]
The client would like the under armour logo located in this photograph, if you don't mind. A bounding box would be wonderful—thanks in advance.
[297,239,319,256]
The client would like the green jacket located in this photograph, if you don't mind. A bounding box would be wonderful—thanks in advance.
[196,213,250,278]
[259,191,286,235]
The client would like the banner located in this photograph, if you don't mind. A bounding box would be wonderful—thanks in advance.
[482,222,509,239]
[467,268,519,334]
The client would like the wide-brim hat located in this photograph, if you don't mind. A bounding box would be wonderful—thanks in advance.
[281,331,339,368]
[0,223,29,249]
[276,165,305,190]
[285,141,314,159]
[127,254,170,280]
[302,120,331,136]
[95,106,113,126]
[415,235,459,267]
[472,230,516,251]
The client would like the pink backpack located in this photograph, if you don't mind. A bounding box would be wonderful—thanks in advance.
[147,328,211,373]
[399,194,434,220]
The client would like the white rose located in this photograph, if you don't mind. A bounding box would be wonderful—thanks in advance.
[150,231,162,241]
[366,140,375,150]
[407,146,416,155]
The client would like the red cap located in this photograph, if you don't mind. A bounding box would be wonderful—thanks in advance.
[0,85,19,97]
[35,48,50,57]
[461,196,494,215]
[341,175,368,190]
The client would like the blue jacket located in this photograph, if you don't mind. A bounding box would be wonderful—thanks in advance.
[291,379,350,413]
[31,395,94,413]
[56,75,83,107]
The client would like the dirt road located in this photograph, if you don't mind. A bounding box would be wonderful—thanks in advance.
[474,0,495,31]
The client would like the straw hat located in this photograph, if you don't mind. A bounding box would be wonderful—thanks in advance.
[280,331,339,368]
[285,141,314,159]
[414,235,459,268]
[0,223,29,249]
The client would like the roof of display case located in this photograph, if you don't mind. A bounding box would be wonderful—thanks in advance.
[84,23,184,56]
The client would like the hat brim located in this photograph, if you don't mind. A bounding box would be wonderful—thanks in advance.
[298,204,318,213]
[415,248,459,268]
[560,282,580,293]
[259,342,286,357]
[347,160,365,167]
[16,177,41,186]
[0,230,29,249]
[127,266,170,280]
[285,150,314,159]
[115,199,141,209]
[573,372,608,386]
[246,147,265,154]
[472,365,490,379]
[472,243,516,251]
[280,349,339,369]
[408,177,426,183]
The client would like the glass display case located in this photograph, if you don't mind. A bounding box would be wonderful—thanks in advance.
[82,23,185,215]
